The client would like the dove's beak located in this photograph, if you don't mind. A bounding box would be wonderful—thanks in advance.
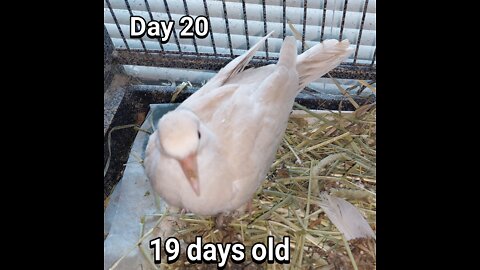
[178,153,200,195]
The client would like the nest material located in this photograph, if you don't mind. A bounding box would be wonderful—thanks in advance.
[134,100,376,270]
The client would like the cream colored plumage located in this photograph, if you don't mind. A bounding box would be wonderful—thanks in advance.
[144,32,353,216]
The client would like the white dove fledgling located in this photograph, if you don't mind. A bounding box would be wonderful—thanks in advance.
[144,32,353,216]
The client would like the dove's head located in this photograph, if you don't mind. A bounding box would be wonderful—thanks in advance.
[158,109,201,195]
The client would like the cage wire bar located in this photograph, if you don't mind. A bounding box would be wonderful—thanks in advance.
[320,0,328,41]
[105,0,130,51]
[301,0,307,52]
[105,0,376,80]
[202,0,217,56]
[353,0,368,64]
[261,0,269,59]
[163,0,182,52]
[144,0,164,51]
[338,0,348,41]
[124,0,147,52]
[241,0,250,49]
[182,0,199,54]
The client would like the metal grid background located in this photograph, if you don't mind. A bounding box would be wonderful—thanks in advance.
[104,0,376,80]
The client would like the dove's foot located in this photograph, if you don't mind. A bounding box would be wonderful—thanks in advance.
[245,200,253,214]
[215,213,234,229]
[215,213,226,229]
[166,205,182,214]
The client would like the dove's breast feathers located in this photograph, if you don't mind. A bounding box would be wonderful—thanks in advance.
[145,34,353,215]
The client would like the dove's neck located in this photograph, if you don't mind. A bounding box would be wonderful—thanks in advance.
[197,123,217,154]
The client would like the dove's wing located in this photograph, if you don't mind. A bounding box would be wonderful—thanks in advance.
[180,31,275,120]
[203,31,275,88]
[203,37,300,206]
[201,37,354,209]
[181,31,274,107]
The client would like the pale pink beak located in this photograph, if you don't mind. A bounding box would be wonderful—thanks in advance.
[178,153,200,195]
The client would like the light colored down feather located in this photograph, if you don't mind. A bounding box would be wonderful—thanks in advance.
[319,193,376,240]
[144,33,353,216]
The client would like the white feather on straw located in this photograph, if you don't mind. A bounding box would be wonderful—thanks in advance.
[319,193,376,240]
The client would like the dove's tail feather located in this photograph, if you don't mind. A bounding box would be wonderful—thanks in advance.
[296,39,353,90]
[277,36,297,69]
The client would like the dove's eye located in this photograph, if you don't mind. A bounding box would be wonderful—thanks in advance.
[197,131,201,139]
